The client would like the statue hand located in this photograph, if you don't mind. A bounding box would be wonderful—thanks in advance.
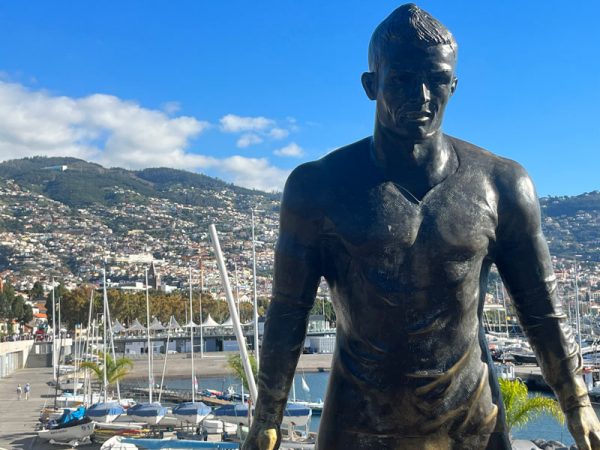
[241,423,280,450]
[566,405,600,450]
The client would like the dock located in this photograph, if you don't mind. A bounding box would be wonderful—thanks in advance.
[0,366,86,450]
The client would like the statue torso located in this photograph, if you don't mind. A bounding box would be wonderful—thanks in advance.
[313,136,501,439]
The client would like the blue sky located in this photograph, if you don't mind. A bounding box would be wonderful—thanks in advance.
[0,1,598,196]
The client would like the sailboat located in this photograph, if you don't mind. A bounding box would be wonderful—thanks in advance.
[172,267,212,425]
[288,374,324,415]
[213,402,312,428]
[127,267,167,425]
[85,271,127,424]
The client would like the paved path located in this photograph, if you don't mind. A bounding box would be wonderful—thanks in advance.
[0,367,74,450]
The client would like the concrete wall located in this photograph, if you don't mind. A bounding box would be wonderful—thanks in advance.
[0,340,34,378]
[24,340,73,369]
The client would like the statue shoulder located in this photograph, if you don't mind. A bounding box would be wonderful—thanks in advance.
[447,135,535,203]
[447,135,539,221]
[283,137,371,209]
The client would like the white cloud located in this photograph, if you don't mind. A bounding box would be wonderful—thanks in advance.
[0,81,211,170]
[0,80,292,192]
[220,114,274,133]
[219,114,295,148]
[274,142,304,158]
[236,133,263,148]
[217,156,290,192]
[269,127,289,139]
[162,101,181,115]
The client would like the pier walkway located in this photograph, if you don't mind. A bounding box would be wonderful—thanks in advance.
[0,367,63,450]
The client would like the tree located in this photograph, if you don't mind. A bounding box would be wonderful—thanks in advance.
[59,286,93,330]
[80,352,133,395]
[30,281,45,300]
[0,282,16,320]
[499,377,564,433]
[45,282,68,325]
[310,298,336,324]
[21,303,33,325]
[11,296,25,321]
[227,353,258,392]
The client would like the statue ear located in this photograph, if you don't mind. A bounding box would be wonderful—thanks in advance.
[361,72,378,100]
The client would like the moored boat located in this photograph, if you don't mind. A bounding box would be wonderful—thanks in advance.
[172,401,212,425]
[127,402,168,425]
[87,401,126,423]
[214,402,311,427]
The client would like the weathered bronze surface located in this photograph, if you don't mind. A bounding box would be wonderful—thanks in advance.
[243,4,600,449]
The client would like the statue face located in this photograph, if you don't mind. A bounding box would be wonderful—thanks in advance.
[374,43,457,140]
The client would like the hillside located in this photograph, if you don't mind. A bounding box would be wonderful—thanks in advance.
[540,191,600,261]
[0,156,279,209]
[0,156,598,288]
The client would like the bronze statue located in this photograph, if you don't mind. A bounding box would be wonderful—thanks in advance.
[243,4,600,449]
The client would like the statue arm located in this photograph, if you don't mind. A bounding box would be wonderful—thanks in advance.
[244,165,323,449]
[495,164,600,449]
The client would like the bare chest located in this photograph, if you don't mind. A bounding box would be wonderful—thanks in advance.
[321,175,498,290]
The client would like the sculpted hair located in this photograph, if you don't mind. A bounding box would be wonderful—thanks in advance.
[368,3,457,71]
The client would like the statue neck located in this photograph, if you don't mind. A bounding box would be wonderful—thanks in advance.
[371,125,457,194]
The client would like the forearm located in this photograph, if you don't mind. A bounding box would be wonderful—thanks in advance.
[253,299,313,426]
[512,279,589,411]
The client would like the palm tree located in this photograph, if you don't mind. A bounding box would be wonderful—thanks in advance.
[80,352,133,395]
[499,377,564,432]
[227,353,258,392]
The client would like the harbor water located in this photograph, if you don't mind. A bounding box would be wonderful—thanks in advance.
[125,371,585,446]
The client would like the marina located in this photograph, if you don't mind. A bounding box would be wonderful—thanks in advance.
[0,352,595,449]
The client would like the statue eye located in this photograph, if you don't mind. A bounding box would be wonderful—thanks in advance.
[430,73,452,85]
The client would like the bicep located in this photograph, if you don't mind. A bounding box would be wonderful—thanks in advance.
[494,167,556,312]
[271,165,323,308]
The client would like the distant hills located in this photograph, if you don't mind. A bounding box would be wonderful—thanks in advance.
[0,156,598,275]
[0,156,279,209]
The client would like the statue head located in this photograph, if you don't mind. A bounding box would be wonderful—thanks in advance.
[362,4,459,141]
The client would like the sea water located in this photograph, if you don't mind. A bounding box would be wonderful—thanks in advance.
[133,371,584,446]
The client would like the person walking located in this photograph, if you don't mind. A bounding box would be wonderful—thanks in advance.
[16,384,22,400]
[24,382,30,400]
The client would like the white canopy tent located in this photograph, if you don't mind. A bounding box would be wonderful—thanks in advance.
[201,314,219,328]
[111,321,127,333]
[128,318,146,332]
[149,317,165,331]
[166,316,181,330]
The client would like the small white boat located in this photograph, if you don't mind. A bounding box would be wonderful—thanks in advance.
[101,435,240,448]
[126,402,168,425]
[38,406,95,442]
[59,378,84,391]
[288,399,324,415]
[87,401,126,423]
[37,421,95,442]
[214,403,311,427]
[172,402,212,425]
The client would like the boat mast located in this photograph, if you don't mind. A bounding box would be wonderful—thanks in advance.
[102,268,108,404]
[189,265,196,403]
[105,291,121,402]
[209,224,258,402]
[199,258,204,359]
[145,267,153,403]
[51,277,57,382]
[251,208,259,369]
[575,257,582,353]
[84,287,94,405]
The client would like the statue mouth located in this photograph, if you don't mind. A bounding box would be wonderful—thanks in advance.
[403,111,432,119]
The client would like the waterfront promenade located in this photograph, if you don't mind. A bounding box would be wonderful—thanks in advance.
[0,353,334,449]
[0,354,547,449]
[0,367,62,449]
